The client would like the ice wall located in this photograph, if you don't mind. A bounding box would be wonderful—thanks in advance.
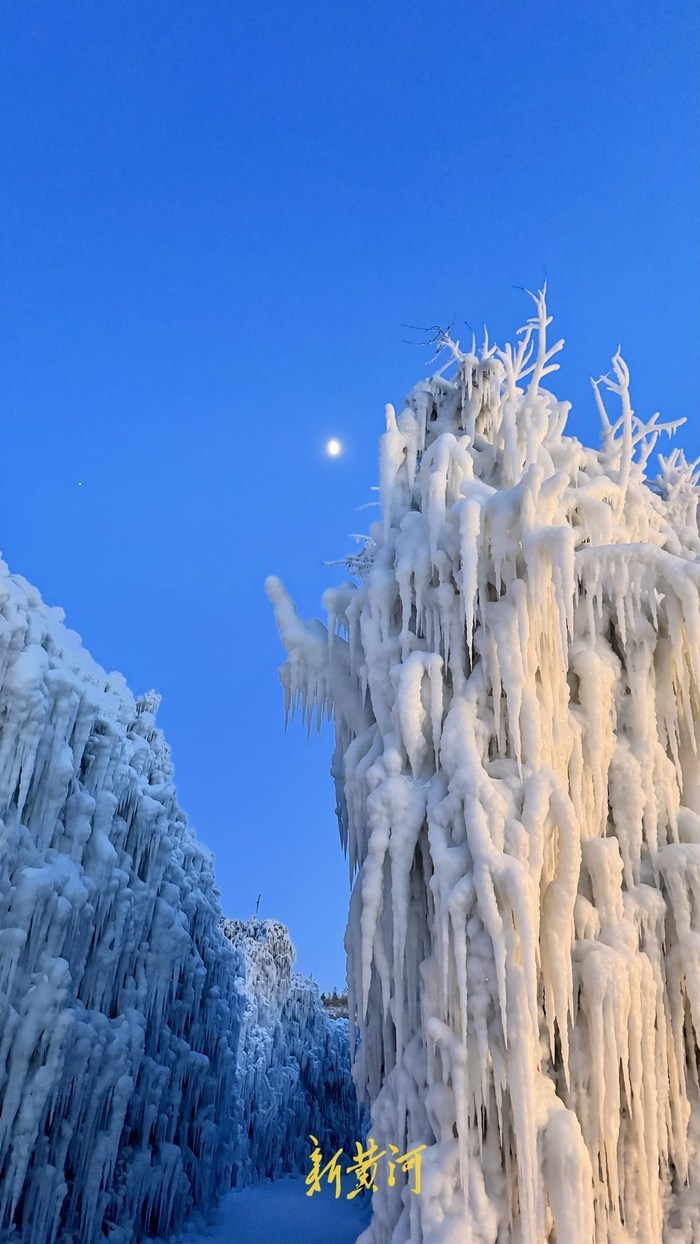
[0,561,239,1244]
[222,916,365,1185]
[267,292,700,1242]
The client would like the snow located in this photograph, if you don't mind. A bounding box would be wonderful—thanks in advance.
[179,1176,370,1244]
[268,291,700,1242]
[0,563,239,1243]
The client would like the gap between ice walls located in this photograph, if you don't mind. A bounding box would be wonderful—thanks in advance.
[222,914,365,1188]
[267,291,700,1244]
[0,560,361,1243]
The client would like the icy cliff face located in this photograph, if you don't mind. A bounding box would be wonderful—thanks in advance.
[222,916,364,1185]
[267,292,700,1243]
[0,561,239,1244]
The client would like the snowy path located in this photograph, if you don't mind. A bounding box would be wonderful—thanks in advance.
[181,1177,371,1244]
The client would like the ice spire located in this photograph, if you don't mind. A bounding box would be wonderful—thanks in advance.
[268,291,700,1243]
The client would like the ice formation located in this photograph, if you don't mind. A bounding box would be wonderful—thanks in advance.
[267,292,700,1242]
[0,561,239,1244]
[222,916,365,1185]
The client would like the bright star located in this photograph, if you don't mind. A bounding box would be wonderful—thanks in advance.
[326,438,342,457]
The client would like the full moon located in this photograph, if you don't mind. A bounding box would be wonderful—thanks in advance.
[326,438,342,457]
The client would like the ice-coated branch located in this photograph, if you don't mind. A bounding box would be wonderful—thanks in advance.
[594,350,684,509]
[657,447,700,497]
[515,285,565,393]
[265,576,331,729]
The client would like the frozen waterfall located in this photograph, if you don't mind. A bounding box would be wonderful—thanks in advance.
[267,291,700,1243]
[0,561,239,1244]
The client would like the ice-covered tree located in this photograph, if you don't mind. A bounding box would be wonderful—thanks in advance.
[0,565,239,1244]
[267,292,700,1243]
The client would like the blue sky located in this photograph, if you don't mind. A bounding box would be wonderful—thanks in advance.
[0,1,698,988]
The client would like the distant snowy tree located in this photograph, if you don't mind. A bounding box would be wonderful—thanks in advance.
[321,987,349,1019]
[222,916,364,1184]
[268,292,700,1243]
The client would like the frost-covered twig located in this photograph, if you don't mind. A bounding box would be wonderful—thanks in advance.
[593,351,684,507]
[324,536,377,578]
[515,286,564,393]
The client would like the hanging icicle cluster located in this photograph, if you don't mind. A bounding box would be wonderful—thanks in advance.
[267,291,700,1243]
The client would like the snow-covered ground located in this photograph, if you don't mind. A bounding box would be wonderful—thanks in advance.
[180,1177,370,1244]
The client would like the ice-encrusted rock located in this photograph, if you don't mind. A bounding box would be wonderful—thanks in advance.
[268,293,700,1242]
[0,559,239,1244]
[222,916,365,1185]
